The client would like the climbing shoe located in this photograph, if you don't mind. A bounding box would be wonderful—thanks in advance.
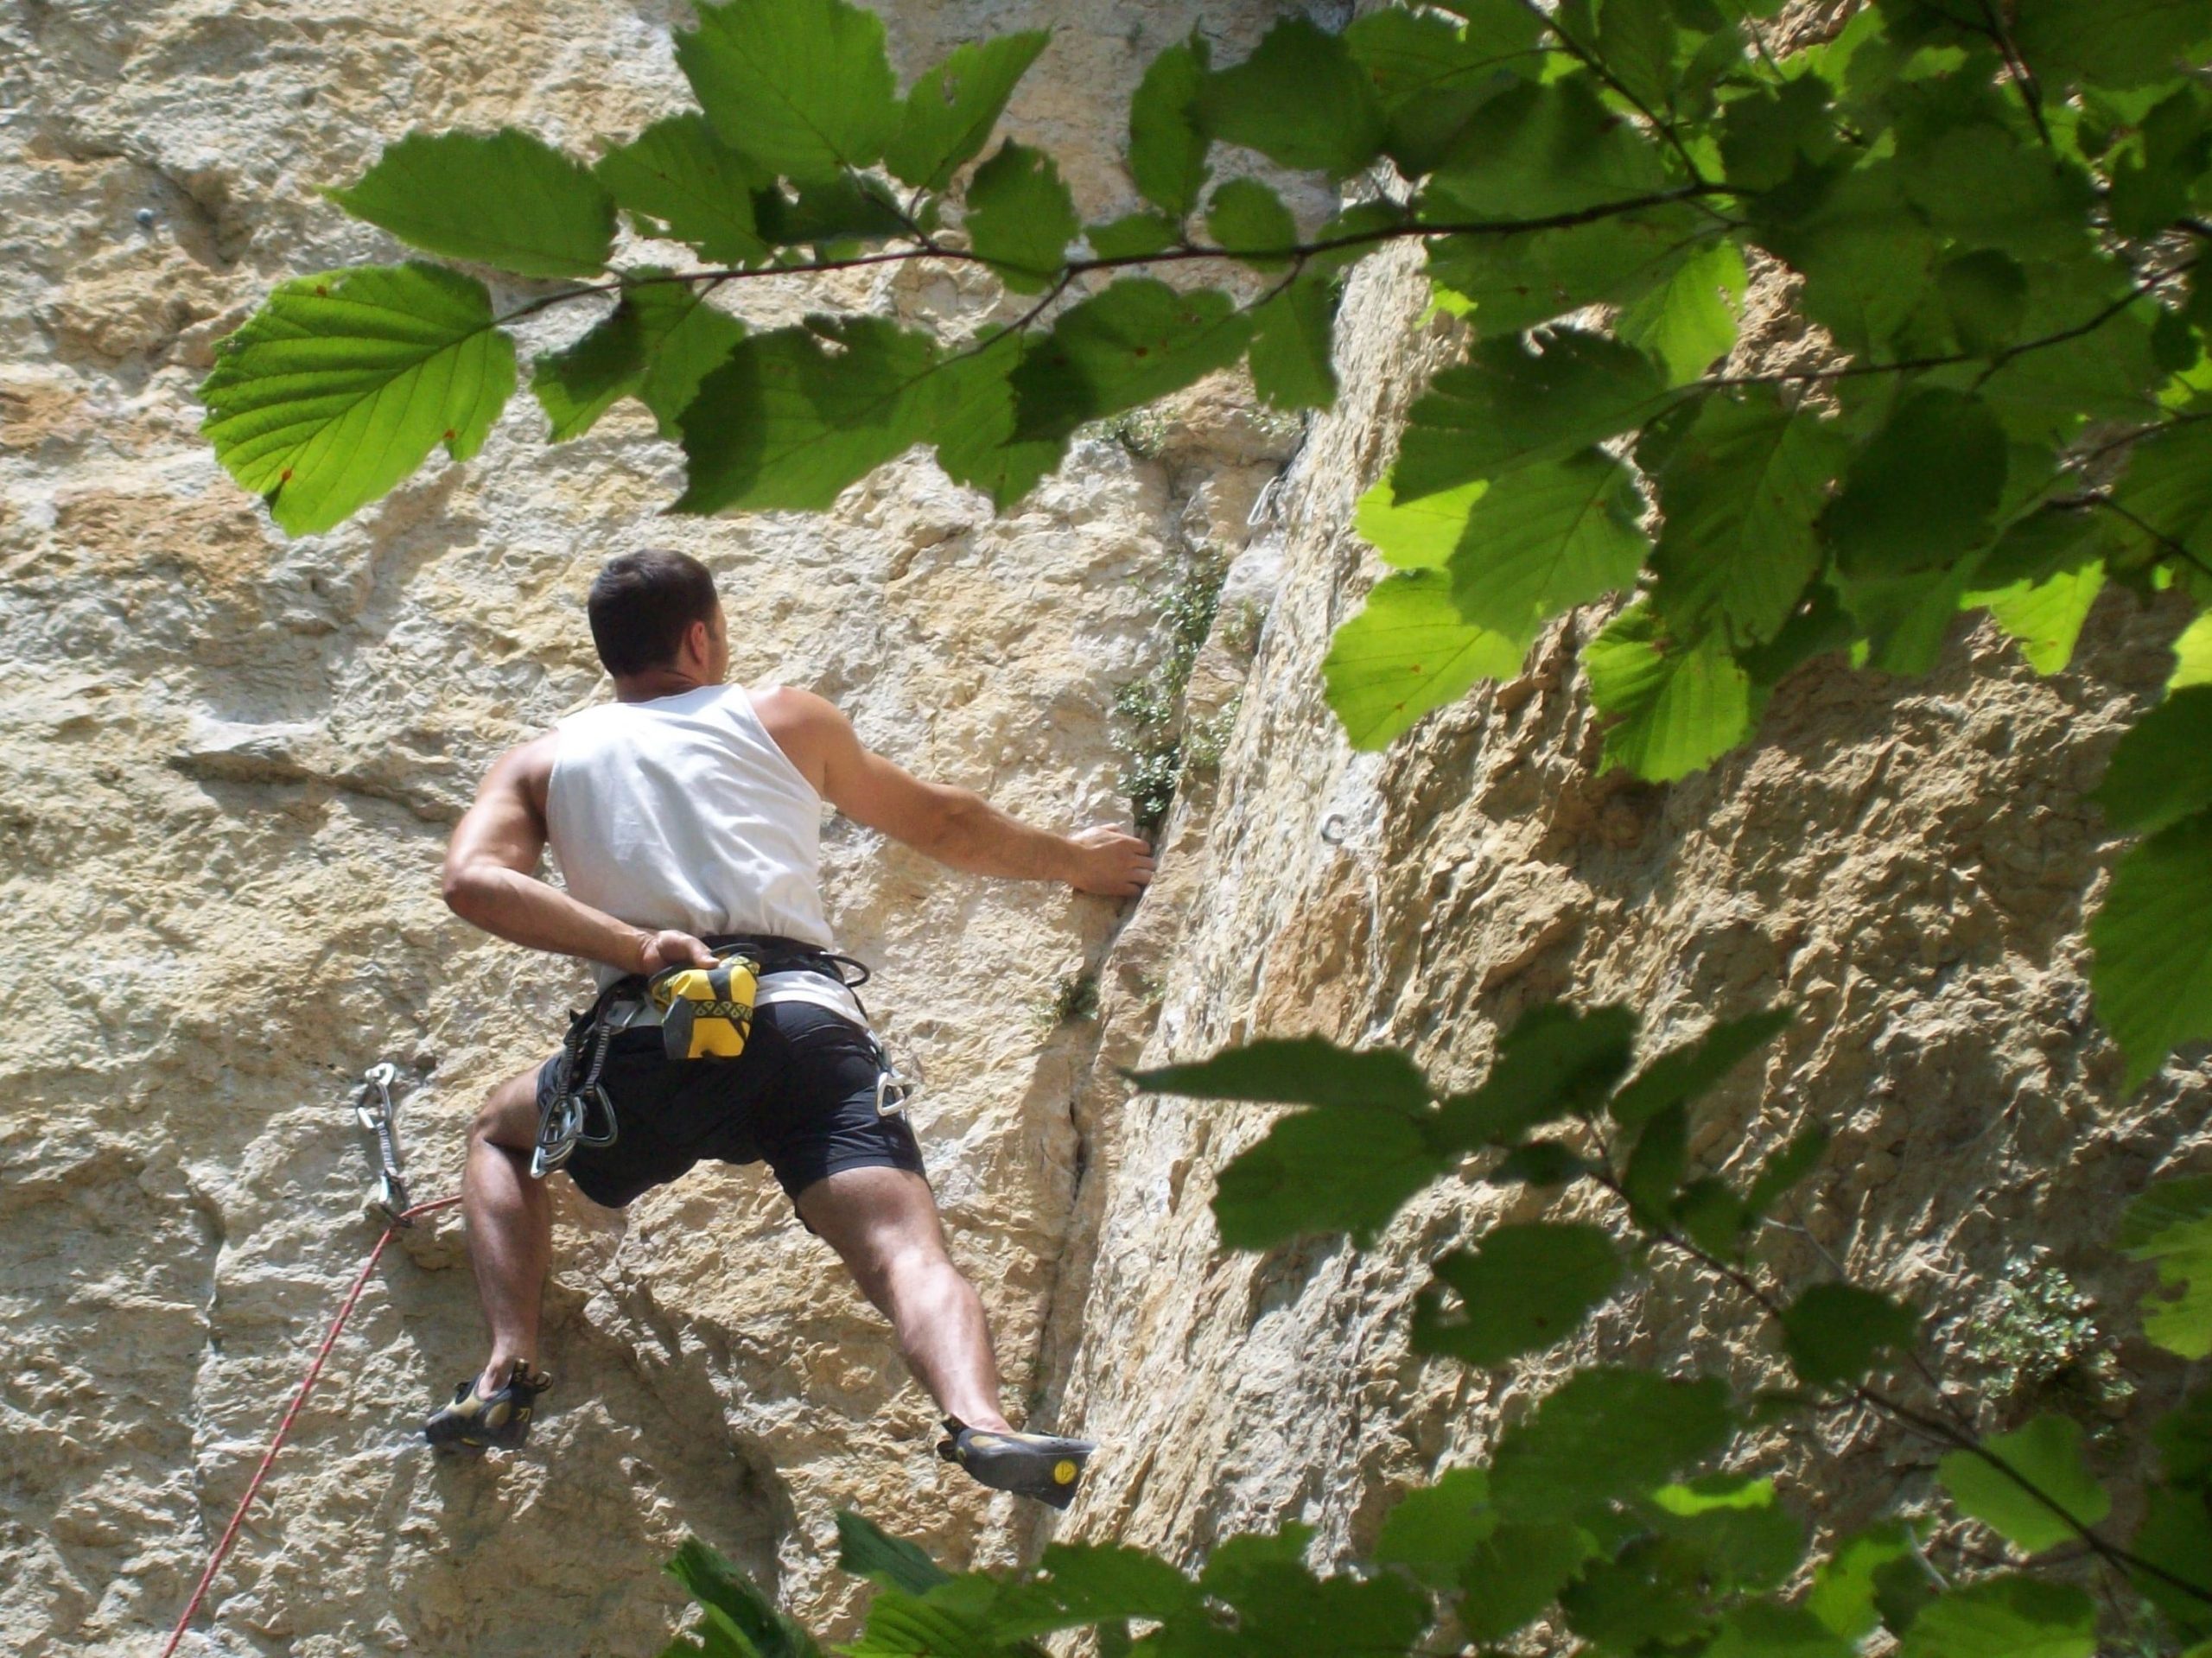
[936,1417,1096,1509]
[423,1361,552,1452]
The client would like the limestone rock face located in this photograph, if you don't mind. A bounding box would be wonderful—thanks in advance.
[0,3,1294,1650]
[1047,244,2212,1573]
[4,2,2208,1656]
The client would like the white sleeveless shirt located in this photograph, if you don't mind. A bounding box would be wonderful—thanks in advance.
[544,684,836,975]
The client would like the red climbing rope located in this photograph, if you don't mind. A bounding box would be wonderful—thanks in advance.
[156,1195,462,1657]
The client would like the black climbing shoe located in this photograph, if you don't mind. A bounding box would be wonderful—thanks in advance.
[936,1417,1096,1509]
[423,1361,552,1452]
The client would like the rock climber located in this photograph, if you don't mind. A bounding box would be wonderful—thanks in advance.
[427,548,1153,1508]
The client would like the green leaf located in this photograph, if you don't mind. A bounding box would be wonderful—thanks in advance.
[1744,1127,1828,1223]
[1128,1036,1432,1113]
[1128,36,1210,219]
[1651,391,1849,645]
[675,315,941,514]
[1424,203,1707,336]
[965,142,1077,293]
[2173,612,2212,691]
[1938,1415,2110,1554]
[1346,4,1539,176]
[1584,602,1758,783]
[2129,1483,2212,1631]
[1428,78,1669,219]
[1414,1223,1623,1365]
[1896,1577,2095,1658]
[2012,0,2212,91]
[752,175,909,247]
[676,0,898,184]
[199,264,516,537]
[884,31,1050,193]
[844,1588,1005,1658]
[1823,389,2009,576]
[1458,1521,1594,1643]
[2090,815,2212,1088]
[2108,86,2212,239]
[667,1539,823,1658]
[835,1510,952,1595]
[1833,556,1986,677]
[1720,77,1840,193]
[2118,1176,2212,1359]
[1647,1476,1805,1592]
[1779,1283,1920,1388]
[2115,423,2212,567]
[1375,1468,1496,1588]
[1808,1522,1916,1642]
[1323,569,1528,748]
[595,115,772,265]
[1434,1002,1640,1147]
[1490,1368,1735,1521]
[1560,1534,1713,1649]
[1758,162,1938,358]
[2154,1384,2212,1488]
[1177,1531,1433,1658]
[1196,16,1385,178]
[1087,213,1179,260]
[1610,1007,1791,1130]
[1705,1602,1856,1658]
[1391,328,1673,501]
[1448,453,1649,641]
[1896,121,2096,264]
[327,128,614,279]
[1972,560,2107,675]
[2093,687,2212,836]
[1205,178,1296,271]
[1356,478,1487,571]
[1008,280,1254,447]
[1616,1102,1685,1227]
[984,1544,1199,1637]
[1973,258,2159,446]
[1211,1109,1450,1248]
[1247,276,1338,412]
[1939,250,2030,357]
[533,277,746,441]
[1618,238,1748,386]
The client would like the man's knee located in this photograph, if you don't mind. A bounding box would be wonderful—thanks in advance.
[472,1069,542,1152]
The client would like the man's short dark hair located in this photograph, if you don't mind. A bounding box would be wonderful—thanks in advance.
[587,549,719,677]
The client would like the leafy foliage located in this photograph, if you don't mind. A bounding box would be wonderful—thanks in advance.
[200,0,2212,1078]
[641,991,2212,1658]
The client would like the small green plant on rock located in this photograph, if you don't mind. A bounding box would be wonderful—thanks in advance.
[1029,969,1099,1035]
[1114,556,1228,833]
[1967,1258,2135,1417]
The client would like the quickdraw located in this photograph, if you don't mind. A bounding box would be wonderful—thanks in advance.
[354,1061,412,1221]
[531,981,627,1179]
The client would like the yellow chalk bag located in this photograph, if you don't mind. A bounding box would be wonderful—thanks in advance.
[645,952,761,1062]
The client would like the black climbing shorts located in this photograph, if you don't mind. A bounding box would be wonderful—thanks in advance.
[539,999,926,1212]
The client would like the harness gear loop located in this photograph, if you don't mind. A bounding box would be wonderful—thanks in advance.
[355,1061,412,1221]
[531,981,628,1179]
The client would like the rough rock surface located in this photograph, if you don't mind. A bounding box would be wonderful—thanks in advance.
[0,3,1298,1651]
[1047,245,2212,1577]
[3,2,2209,1655]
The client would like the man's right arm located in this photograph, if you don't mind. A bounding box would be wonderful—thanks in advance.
[441,735,714,974]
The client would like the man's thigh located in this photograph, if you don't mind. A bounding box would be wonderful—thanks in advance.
[796,1166,950,1286]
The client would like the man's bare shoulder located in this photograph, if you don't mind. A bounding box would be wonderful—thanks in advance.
[746,683,851,793]
[480,729,558,813]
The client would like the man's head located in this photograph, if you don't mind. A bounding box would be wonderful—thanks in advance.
[587,549,728,690]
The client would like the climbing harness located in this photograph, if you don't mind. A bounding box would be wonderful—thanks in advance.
[936,1417,1096,1510]
[530,938,918,1177]
[353,1061,412,1220]
[159,1062,460,1658]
